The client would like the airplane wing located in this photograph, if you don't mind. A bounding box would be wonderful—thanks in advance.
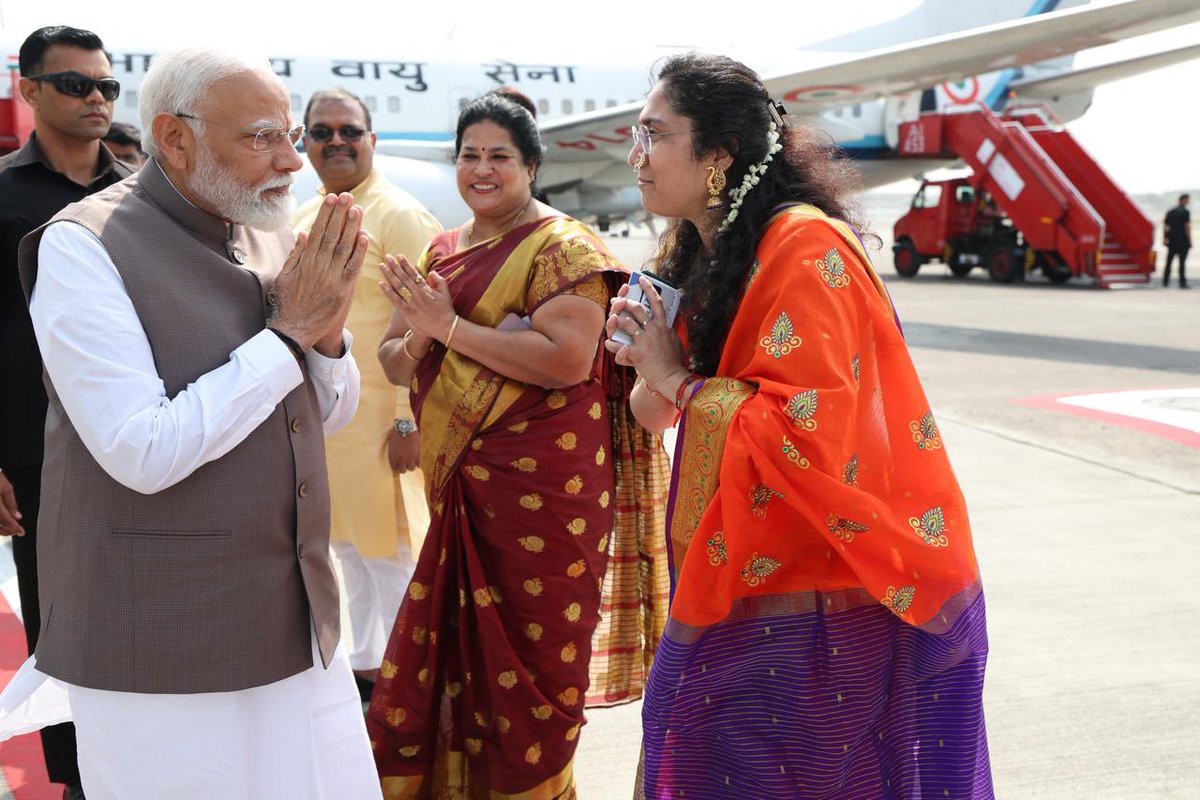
[380,0,1200,189]
[760,0,1200,113]
[1010,42,1200,98]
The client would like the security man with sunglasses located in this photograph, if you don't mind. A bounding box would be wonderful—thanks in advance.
[0,25,131,800]
[293,88,441,704]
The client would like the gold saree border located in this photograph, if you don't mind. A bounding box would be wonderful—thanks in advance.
[668,377,755,563]
[381,753,576,800]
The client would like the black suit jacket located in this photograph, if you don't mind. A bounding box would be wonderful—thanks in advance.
[0,134,131,469]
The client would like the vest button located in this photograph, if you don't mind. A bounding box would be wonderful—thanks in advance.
[298,482,308,498]
[232,249,246,264]
[291,418,302,433]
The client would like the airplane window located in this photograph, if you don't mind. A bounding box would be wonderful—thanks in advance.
[584,99,596,112]
[365,96,377,112]
[562,99,573,114]
[538,98,550,114]
[606,99,617,108]
[852,104,862,118]
[388,96,400,113]
[290,94,301,111]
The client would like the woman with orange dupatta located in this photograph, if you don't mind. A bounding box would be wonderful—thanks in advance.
[607,55,993,799]
[368,89,669,799]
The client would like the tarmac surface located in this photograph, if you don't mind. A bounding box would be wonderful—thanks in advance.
[2,204,1198,798]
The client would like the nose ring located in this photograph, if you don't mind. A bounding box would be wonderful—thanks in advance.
[632,151,647,171]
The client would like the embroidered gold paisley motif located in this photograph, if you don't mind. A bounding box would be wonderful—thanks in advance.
[380,659,398,679]
[588,401,602,420]
[884,585,916,614]
[749,483,784,519]
[595,446,606,465]
[558,687,580,706]
[508,420,528,433]
[411,626,427,644]
[399,745,420,757]
[519,493,544,511]
[555,432,577,450]
[511,457,538,472]
[843,454,860,487]
[497,716,511,733]
[910,412,942,450]
[827,513,871,544]
[531,705,553,720]
[560,642,578,663]
[473,588,493,607]
[786,390,819,431]
[564,602,582,622]
[525,622,544,641]
[781,435,810,468]
[525,743,543,764]
[909,506,949,547]
[565,724,581,741]
[566,518,586,535]
[706,531,728,566]
[523,578,544,596]
[597,533,609,553]
[465,464,490,481]
[760,310,802,358]
[816,246,852,288]
[740,553,783,586]
[566,559,587,578]
[497,670,518,689]
[599,490,610,508]
[565,475,583,494]
[385,707,406,726]
[546,391,567,409]
[408,582,427,601]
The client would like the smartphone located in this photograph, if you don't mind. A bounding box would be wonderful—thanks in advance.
[612,271,682,346]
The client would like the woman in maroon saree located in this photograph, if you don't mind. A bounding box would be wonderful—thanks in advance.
[369,90,668,799]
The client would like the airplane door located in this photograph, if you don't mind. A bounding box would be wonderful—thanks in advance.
[883,91,922,151]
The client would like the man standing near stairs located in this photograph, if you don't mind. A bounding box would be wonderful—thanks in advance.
[1163,194,1190,289]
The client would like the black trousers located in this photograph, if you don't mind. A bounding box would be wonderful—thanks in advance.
[1164,246,1189,286]
[6,464,80,786]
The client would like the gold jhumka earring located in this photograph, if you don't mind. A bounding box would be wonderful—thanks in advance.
[705,166,726,210]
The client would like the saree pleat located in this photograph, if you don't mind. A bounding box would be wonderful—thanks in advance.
[369,218,668,799]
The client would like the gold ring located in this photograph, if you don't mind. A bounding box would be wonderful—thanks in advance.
[414,275,425,284]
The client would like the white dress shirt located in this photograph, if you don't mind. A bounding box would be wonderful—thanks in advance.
[29,220,360,495]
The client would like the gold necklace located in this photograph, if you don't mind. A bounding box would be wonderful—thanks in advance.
[466,196,535,247]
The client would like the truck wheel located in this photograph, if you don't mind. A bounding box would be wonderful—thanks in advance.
[986,245,1021,283]
[892,240,922,277]
[948,254,973,277]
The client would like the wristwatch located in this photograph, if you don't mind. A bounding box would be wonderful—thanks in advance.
[394,418,417,437]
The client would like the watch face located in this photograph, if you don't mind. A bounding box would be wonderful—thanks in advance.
[395,418,417,436]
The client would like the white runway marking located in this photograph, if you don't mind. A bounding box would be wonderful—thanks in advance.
[1057,387,1200,434]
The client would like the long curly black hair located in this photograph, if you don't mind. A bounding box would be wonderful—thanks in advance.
[649,54,869,376]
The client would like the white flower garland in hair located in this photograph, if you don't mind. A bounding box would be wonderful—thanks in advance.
[717,120,784,235]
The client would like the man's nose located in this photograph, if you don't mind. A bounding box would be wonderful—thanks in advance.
[275,138,304,172]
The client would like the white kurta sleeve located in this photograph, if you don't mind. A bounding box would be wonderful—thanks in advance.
[305,331,360,435]
[30,221,315,495]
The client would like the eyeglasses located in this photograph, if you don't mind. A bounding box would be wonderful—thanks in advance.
[175,113,305,152]
[306,125,368,144]
[630,125,679,156]
[28,71,120,102]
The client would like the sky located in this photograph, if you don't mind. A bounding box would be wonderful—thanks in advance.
[1,0,1196,194]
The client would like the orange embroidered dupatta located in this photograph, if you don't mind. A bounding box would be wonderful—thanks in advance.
[668,204,981,631]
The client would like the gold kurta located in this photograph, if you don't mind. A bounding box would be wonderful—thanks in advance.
[294,169,442,558]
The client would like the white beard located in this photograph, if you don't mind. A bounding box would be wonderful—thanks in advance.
[187,147,296,231]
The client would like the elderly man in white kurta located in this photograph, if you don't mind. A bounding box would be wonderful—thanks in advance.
[295,88,441,694]
[5,49,383,799]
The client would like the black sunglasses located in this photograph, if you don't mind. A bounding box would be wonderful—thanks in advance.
[29,71,120,102]
[307,125,367,144]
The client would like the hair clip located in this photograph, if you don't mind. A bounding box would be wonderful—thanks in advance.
[768,101,787,127]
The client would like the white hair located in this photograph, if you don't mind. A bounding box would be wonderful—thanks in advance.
[139,48,274,158]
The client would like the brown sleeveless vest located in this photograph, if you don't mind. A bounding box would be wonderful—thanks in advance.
[18,159,340,693]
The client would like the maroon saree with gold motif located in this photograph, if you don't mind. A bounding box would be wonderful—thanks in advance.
[368,217,669,799]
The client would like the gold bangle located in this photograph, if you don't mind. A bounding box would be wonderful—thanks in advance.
[401,334,425,362]
[444,315,461,350]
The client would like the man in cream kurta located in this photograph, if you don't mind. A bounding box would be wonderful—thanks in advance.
[295,89,442,690]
